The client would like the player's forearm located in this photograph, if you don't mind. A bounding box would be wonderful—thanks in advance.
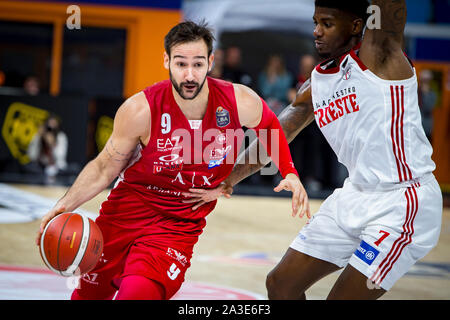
[54,159,118,212]
[226,102,314,187]
[280,103,315,143]
[251,99,298,178]
[227,149,268,187]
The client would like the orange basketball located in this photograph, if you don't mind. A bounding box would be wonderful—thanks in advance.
[39,212,103,277]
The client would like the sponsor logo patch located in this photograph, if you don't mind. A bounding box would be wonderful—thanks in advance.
[208,152,229,169]
[354,240,379,265]
[166,247,188,267]
[153,154,184,173]
[210,145,231,160]
[216,106,230,127]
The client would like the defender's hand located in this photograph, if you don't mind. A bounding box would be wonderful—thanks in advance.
[36,205,66,246]
[274,173,311,219]
[182,182,233,210]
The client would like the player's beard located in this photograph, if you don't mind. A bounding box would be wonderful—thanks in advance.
[169,68,207,100]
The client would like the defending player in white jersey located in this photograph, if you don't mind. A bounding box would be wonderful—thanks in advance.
[184,0,443,299]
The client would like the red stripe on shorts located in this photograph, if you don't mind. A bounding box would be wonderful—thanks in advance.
[370,186,418,285]
[377,187,419,284]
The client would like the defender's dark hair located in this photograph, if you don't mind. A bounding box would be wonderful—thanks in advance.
[315,0,370,23]
[164,20,215,58]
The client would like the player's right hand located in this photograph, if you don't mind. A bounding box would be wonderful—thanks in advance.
[35,205,66,246]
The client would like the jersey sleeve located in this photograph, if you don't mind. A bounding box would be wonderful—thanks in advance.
[250,98,299,178]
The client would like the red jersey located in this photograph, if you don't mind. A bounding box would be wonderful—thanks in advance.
[100,77,243,224]
[76,77,298,300]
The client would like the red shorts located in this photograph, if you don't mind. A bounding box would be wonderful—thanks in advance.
[74,192,205,300]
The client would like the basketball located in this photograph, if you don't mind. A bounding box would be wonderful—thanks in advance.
[39,213,103,277]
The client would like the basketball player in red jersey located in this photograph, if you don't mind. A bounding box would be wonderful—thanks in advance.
[187,0,442,300]
[35,21,308,300]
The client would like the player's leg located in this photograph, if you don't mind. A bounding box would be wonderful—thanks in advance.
[266,185,358,299]
[326,265,386,300]
[328,178,442,299]
[70,263,122,300]
[71,217,131,300]
[71,287,116,300]
[115,275,165,300]
[266,248,341,299]
[70,259,120,300]
[122,241,192,300]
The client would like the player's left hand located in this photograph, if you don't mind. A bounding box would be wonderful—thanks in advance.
[274,173,311,219]
[181,181,233,210]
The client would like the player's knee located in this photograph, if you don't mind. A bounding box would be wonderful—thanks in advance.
[116,275,165,300]
[266,269,306,300]
[266,269,285,299]
[71,289,94,300]
[265,271,272,292]
[71,288,116,300]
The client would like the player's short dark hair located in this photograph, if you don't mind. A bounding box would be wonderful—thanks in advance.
[315,0,370,23]
[164,20,215,58]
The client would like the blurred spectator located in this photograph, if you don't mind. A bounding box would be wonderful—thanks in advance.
[23,76,41,96]
[26,115,68,183]
[418,69,437,141]
[210,48,225,79]
[222,46,253,87]
[0,70,5,86]
[288,54,316,102]
[258,54,293,115]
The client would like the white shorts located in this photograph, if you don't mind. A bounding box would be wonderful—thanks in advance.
[290,174,442,290]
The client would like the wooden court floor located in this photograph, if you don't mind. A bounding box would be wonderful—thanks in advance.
[0,184,449,300]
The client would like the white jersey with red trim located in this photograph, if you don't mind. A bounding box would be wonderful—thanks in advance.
[310,47,435,186]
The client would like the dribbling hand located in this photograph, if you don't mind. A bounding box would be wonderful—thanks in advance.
[35,205,66,246]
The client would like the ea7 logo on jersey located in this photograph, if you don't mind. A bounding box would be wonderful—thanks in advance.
[157,136,181,152]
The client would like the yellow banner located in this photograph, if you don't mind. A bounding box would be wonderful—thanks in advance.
[1,103,49,164]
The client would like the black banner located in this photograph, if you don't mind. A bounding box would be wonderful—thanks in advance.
[0,93,125,183]
[86,97,123,161]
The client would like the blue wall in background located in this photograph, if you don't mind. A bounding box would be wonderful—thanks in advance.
[434,0,450,23]
[406,0,433,23]
[406,0,450,24]
[415,37,450,62]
